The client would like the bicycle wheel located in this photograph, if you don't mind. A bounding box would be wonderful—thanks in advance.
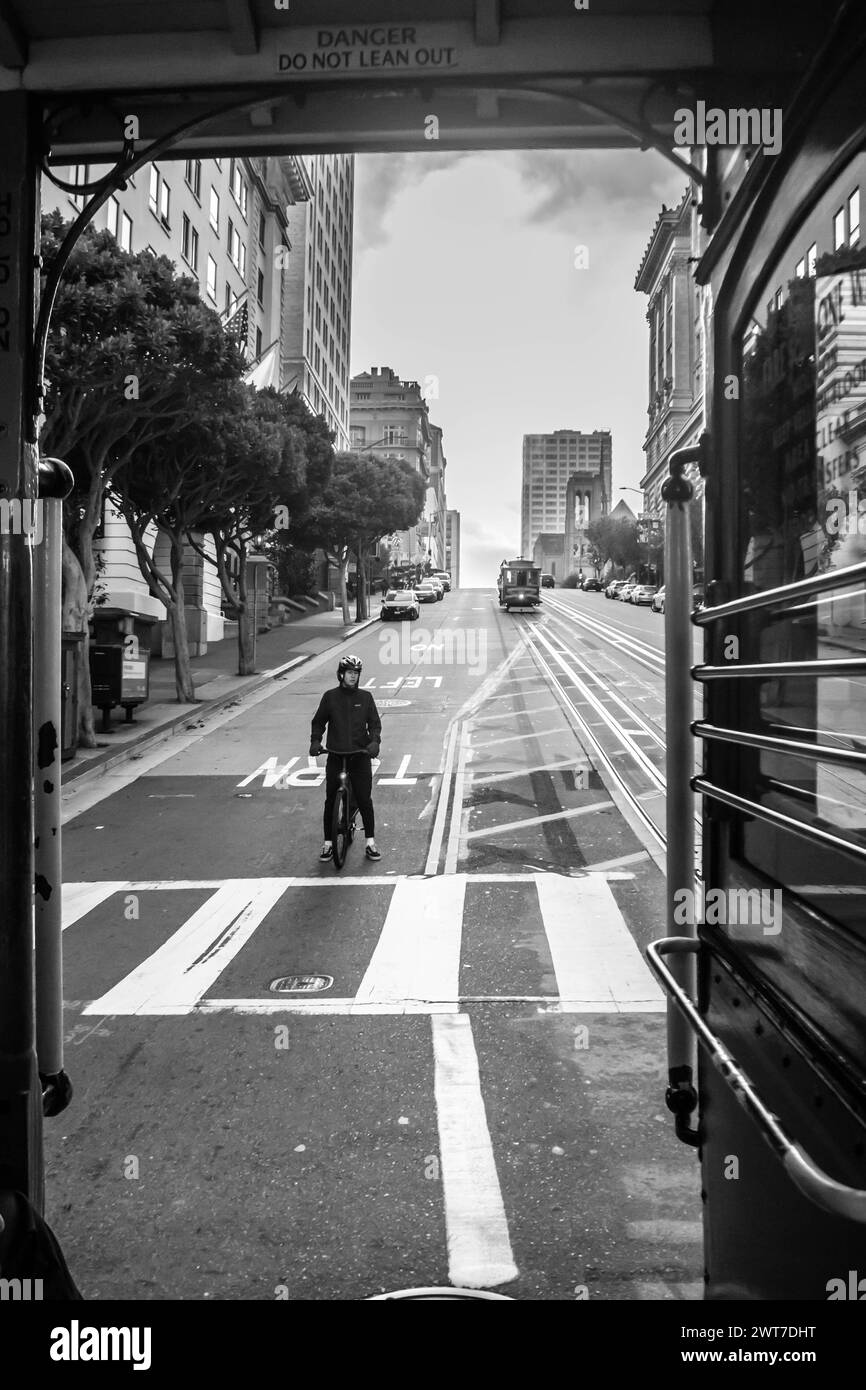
[331,787,348,869]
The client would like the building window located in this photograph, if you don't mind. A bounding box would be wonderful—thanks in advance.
[228,219,246,276]
[159,178,170,227]
[181,214,199,273]
[106,195,119,239]
[149,165,160,214]
[206,255,217,302]
[849,188,861,245]
[258,211,266,247]
[834,207,846,250]
[209,187,219,233]
[119,212,133,252]
[214,158,223,170]
[795,257,806,278]
[229,159,248,218]
[185,159,201,200]
[257,268,264,306]
[255,327,262,358]
[807,242,817,276]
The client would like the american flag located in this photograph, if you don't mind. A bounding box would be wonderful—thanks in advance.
[223,300,249,350]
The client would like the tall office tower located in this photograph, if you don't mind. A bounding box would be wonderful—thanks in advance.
[445,510,461,589]
[282,154,354,450]
[520,429,612,558]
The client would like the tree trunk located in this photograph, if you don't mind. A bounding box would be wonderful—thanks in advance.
[355,538,368,622]
[237,604,256,675]
[339,549,351,625]
[169,537,197,702]
[61,534,98,749]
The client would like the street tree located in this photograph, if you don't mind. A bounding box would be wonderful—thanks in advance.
[41,214,245,738]
[293,452,425,623]
[185,387,335,676]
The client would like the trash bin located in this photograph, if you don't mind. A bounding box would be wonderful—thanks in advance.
[60,631,84,762]
[88,610,157,732]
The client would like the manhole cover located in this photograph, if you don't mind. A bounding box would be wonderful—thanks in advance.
[269,974,334,993]
[367,1287,514,1300]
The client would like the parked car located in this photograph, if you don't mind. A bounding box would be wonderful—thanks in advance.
[605,579,627,599]
[651,586,665,613]
[631,583,657,606]
[381,589,420,621]
[431,570,452,591]
[415,581,439,604]
[541,573,555,588]
[619,581,638,602]
[582,576,603,592]
[423,577,444,600]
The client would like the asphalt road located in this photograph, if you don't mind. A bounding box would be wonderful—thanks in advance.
[49,587,703,1301]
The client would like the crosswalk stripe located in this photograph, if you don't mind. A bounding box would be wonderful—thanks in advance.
[534,874,665,1012]
[62,882,129,931]
[68,873,662,1015]
[432,1014,518,1288]
[83,878,292,1016]
[355,876,465,1005]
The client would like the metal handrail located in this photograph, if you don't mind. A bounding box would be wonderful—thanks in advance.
[694,658,866,680]
[693,721,866,769]
[646,938,866,1224]
[693,559,866,625]
[692,776,866,864]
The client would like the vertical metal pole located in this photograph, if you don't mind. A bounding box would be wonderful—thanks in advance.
[34,463,74,1115]
[661,447,699,1138]
[0,93,43,1204]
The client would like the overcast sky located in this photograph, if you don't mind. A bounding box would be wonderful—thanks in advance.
[350,148,687,587]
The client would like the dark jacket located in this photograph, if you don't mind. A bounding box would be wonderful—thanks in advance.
[310,685,382,755]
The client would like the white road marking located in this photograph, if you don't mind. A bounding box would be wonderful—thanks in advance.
[444,723,470,875]
[424,722,460,875]
[432,1013,518,1288]
[83,878,291,1015]
[534,874,665,1012]
[62,881,129,931]
[355,877,465,1005]
[472,759,585,784]
[471,704,561,725]
[465,801,612,839]
[577,850,650,872]
[378,754,418,785]
[470,726,564,750]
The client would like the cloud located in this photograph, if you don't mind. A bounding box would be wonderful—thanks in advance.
[510,148,689,227]
[354,152,473,252]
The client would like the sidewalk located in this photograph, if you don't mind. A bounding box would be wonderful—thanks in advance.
[63,606,379,786]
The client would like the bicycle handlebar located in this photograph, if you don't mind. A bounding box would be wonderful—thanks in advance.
[318,746,373,757]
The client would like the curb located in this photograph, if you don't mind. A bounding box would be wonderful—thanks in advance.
[62,614,380,788]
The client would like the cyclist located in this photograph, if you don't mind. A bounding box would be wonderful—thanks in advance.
[310,654,382,862]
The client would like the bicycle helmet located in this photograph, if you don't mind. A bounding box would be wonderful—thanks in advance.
[337,654,363,683]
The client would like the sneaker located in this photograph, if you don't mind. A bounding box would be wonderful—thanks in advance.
[365,844,382,862]
[319,842,333,861]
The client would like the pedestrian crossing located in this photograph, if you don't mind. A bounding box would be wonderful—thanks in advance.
[62,872,665,1018]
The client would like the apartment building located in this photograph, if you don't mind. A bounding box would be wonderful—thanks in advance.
[520,430,612,559]
[349,366,433,564]
[634,188,705,538]
[445,510,461,588]
[46,153,350,652]
[282,154,354,450]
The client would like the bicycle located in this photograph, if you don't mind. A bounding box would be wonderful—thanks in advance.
[320,746,371,870]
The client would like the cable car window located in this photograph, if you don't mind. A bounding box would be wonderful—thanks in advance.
[735,165,866,932]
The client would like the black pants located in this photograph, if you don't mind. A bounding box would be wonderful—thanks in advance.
[324,753,375,838]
